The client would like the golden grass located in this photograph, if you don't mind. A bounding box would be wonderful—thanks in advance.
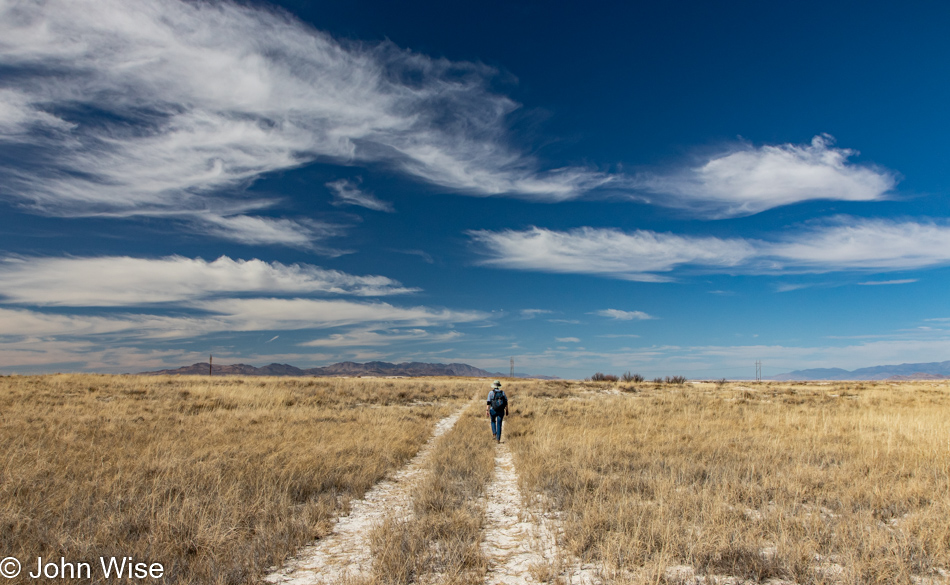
[367,403,496,585]
[508,380,950,584]
[0,374,477,584]
[6,375,949,585]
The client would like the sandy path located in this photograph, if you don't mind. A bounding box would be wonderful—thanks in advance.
[264,404,469,585]
[481,442,600,585]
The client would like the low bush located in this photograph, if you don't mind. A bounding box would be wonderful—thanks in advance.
[588,372,619,382]
[621,371,644,383]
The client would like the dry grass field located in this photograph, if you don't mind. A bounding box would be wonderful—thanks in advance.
[0,374,474,584]
[2,375,948,585]
[507,380,950,584]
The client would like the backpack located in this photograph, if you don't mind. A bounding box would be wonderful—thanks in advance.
[490,389,507,412]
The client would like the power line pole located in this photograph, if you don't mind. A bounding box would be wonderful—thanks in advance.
[210,354,213,377]
[509,356,514,380]
[755,360,761,382]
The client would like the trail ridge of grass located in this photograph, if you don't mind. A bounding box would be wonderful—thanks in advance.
[264,402,470,584]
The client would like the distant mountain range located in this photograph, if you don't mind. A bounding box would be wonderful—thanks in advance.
[769,360,950,381]
[138,360,557,379]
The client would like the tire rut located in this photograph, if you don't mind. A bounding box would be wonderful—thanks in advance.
[481,442,600,585]
[264,403,469,585]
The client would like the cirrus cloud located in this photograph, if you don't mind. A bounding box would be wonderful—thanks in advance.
[327,178,394,212]
[0,255,417,306]
[471,218,950,280]
[0,0,608,247]
[302,328,462,347]
[592,309,654,320]
[0,300,484,342]
[0,0,906,239]
[469,226,756,281]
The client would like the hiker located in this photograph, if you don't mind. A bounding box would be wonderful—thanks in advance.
[487,380,509,442]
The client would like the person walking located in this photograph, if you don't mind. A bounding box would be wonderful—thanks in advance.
[487,380,509,442]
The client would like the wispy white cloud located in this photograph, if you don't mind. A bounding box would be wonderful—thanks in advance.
[762,218,950,271]
[192,298,484,331]
[0,307,219,340]
[630,135,897,218]
[556,337,580,342]
[327,178,394,212]
[0,255,415,305]
[472,218,950,280]
[0,0,608,245]
[520,309,553,318]
[592,309,654,320]
[775,282,818,293]
[857,279,918,286]
[0,300,483,343]
[0,255,476,368]
[302,328,462,347]
[0,88,75,134]
[0,338,204,371]
[197,214,342,251]
[470,227,755,280]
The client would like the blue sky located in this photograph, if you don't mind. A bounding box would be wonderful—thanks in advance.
[1,0,949,378]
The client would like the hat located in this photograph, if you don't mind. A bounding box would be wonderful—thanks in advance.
[492,380,501,387]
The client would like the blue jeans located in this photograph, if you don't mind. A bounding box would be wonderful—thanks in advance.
[490,410,504,439]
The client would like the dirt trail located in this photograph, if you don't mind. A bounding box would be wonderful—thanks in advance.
[481,442,600,585]
[264,404,469,585]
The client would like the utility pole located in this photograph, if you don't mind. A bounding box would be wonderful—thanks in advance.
[755,360,761,382]
[509,356,514,380]
[210,354,213,377]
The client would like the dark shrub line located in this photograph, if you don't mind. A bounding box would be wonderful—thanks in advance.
[587,372,687,385]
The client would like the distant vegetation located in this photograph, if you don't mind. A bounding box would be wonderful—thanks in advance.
[589,372,686,384]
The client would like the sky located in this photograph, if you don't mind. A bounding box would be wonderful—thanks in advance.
[1,0,949,379]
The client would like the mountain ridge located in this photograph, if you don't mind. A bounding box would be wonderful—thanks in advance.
[137,360,558,379]
[769,360,950,381]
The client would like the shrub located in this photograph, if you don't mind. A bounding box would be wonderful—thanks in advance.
[588,372,619,382]
[621,372,644,383]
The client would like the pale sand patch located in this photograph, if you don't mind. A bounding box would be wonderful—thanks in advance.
[481,442,600,585]
[264,404,469,585]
